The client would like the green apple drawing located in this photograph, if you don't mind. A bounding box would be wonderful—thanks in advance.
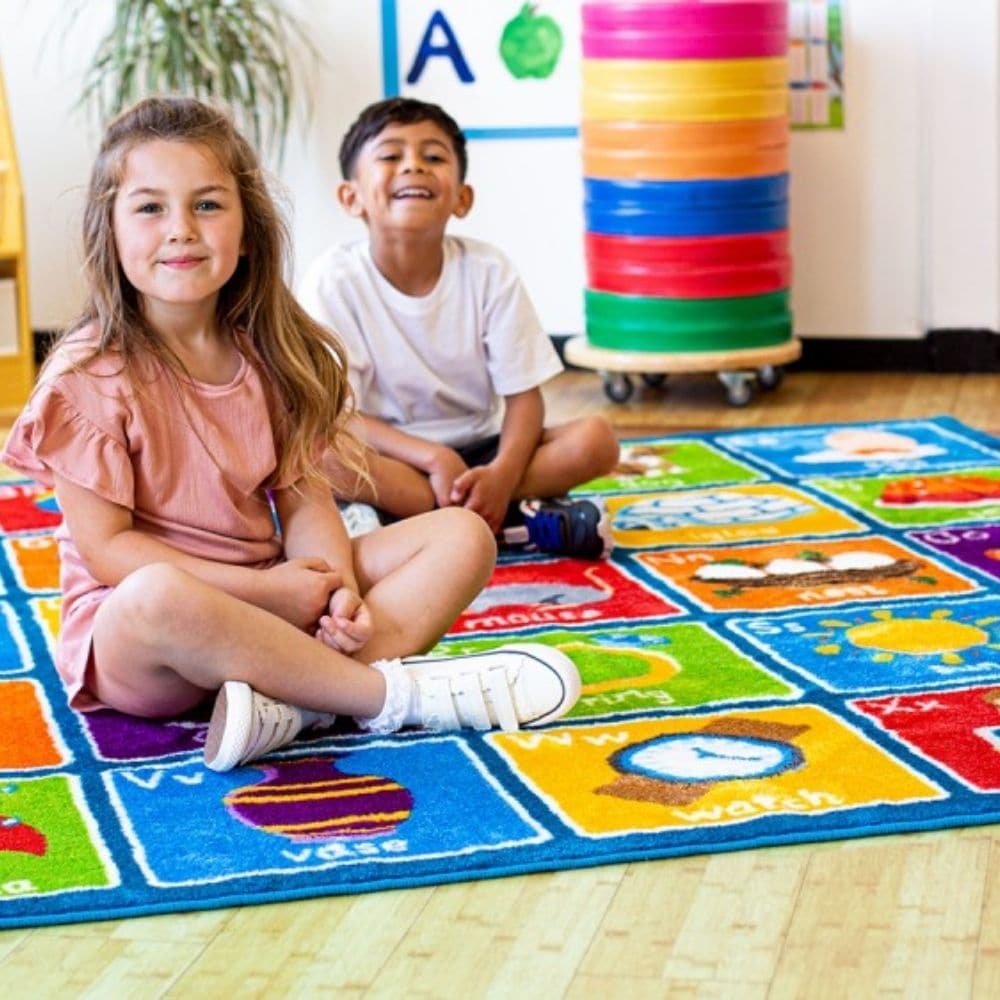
[499,4,564,80]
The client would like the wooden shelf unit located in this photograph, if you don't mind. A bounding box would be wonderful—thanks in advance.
[0,59,34,416]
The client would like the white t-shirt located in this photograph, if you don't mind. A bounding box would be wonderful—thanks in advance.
[297,236,564,448]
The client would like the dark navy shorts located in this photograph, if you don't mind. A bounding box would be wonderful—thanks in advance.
[455,434,501,468]
[454,435,524,526]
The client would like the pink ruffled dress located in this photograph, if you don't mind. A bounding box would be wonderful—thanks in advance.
[1,333,283,710]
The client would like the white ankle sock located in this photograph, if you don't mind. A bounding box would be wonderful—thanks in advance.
[355,658,416,734]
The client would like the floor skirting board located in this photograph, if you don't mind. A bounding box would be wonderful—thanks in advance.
[32,328,1000,374]
[551,328,1000,374]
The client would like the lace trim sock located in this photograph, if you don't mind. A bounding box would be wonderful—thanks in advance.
[355,658,415,735]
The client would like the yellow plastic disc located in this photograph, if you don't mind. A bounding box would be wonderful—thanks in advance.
[582,57,789,122]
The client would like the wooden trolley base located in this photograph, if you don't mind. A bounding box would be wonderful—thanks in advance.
[563,335,802,406]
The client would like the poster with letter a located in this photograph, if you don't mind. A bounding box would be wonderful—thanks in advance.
[381,0,581,139]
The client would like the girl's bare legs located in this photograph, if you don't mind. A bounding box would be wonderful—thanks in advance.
[89,507,496,719]
[350,507,495,661]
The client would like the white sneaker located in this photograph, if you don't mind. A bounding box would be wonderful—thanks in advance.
[204,681,335,772]
[338,502,382,539]
[402,643,581,732]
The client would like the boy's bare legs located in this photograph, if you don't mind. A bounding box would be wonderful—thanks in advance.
[511,416,619,499]
[88,507,495,719]
[328,416,618,519]
[328,445,436,518]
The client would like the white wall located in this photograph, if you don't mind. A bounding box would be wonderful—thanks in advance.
[1,1,998,340]
[782,0,1000,338]
[789,0,924,339]
[920,0,1000,332]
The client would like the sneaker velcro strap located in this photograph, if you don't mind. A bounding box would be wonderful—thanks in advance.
[205,681,308,772]
[418,677,464,730]
[246,710,301,763]
[484,667,520,731]
[449,677,494,730]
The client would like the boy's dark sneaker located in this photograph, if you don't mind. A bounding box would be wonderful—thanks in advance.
[516,497,612,560]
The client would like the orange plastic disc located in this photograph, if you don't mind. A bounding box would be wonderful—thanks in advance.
[582,117,788,180]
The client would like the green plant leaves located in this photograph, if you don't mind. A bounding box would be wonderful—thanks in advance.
[70,0,315,159]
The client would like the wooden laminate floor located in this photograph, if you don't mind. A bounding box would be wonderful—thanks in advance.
[2,368,999,998]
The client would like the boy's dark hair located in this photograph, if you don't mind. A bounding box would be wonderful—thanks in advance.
[339,97,468,181]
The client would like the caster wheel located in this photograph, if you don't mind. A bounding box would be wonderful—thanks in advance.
[727,382,753,407]
[757,365,783,391]
[641,372,668,389]
[718,371,754,407]
[603,372,635,403]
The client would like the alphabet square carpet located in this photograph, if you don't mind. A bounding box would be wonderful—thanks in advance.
[2,416,1000,928]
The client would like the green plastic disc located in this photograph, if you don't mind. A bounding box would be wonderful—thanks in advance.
[585,289,792,352]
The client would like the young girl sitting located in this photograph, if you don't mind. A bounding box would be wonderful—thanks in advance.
[1,97,580,771]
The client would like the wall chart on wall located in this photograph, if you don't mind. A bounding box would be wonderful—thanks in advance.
[380,0,581,139]
[788,0,844,128]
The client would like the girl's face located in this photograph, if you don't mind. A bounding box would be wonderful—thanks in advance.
[112,139,244,324]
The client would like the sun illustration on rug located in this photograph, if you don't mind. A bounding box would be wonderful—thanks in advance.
[808,608,1000,663]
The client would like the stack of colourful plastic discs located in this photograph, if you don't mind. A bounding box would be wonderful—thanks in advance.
[581,0,792,354]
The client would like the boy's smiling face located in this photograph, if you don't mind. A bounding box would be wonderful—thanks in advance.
[338,119,473,237]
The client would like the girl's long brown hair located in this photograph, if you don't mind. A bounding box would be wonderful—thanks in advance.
[60,96,357,489]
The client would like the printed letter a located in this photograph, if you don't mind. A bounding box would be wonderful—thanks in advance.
[406,10,475,84]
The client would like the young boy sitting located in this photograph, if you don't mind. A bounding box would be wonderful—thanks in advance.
[298,97,619,558]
